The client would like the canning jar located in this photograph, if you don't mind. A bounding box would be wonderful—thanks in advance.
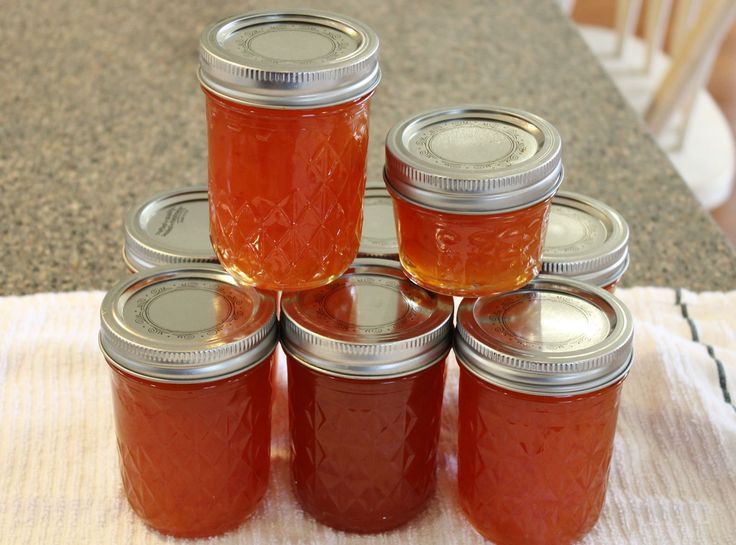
[280,261,453,533]
[358,187,399,260]
[123,185,218,273]
[541,191,630,292]
[384,106,563,297]
[99,264,278,537]
[199,10,381,291]
[454,276,634,545]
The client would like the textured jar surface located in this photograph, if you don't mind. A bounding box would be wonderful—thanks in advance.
[205,89,372,291]
[391,195,552,296]
[108,354,274,538]
[287,355,446,533]
[457,365,622,545]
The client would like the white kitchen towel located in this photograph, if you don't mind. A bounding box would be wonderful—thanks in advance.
[1,288,735,545]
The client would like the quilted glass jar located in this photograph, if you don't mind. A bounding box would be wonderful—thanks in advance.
[454,276,634,545]
[541,191,630,292]
[199,10,381,291]
[123,185,217,273]
[384,106,564,296]
[280,260,453,533]
[99,264,278,537]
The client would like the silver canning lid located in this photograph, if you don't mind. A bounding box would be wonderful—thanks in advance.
[100,264,277,383]
[455,275,633,396]
[384,105,563,214]
[123,186,217,272]
[199,10,381,108]
[542,191,630,287]
[358,188,399,259]
[281,262,453,378]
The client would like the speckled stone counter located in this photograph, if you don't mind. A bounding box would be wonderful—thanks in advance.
[2,0,735,295]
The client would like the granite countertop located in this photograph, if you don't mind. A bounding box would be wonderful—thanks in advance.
[2,0,735,295]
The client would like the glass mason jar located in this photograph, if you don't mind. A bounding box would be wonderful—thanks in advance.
[280,260,453,533]
[99,264,278,538]
[198,10,381,291]
[123,185,218,273]
[384,106,564,297]
[357,187,399,260]
[454,276,634,545]
[541,191,630,292]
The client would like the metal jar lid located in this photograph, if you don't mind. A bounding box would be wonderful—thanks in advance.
[358,187,399,259]
[123,185,217,272]
[384,105,563,214]
[100,264,277,383]
[455,275,633,396]
[541,191,630,287]
[199,10,381,108]
[280,262,453,379]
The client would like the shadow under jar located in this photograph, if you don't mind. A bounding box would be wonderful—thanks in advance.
[99,264,278,538]
[280,261,454,533]
[199,10,381,291]
[541,191,630,292]
[454,275,634,545]
[384,106,564,297]
[123,185,218,273]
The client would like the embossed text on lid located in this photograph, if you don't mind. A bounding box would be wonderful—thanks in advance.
[358,188,399,259]
[100,264,277,383]
[281,262,453,378]
[124,185,217,272]
[455,275,633,395]
[541,191,630,286]
[199,10,381,108]
[384,105,563,214]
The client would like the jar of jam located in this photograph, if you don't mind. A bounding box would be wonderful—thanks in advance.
[454,276,634,545]
[199,10,381,291]
[358,187,399,260]
[541,191,630,292]
[99,264,278,537]
[280,261,453,533]
[384,106,563,297]
[123,185,218,273]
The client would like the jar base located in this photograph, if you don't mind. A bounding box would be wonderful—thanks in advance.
[217,260,347,292]
[400,265,536,297]
[296,492,431,534]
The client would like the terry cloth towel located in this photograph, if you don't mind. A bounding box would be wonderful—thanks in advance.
[0,288,735,544]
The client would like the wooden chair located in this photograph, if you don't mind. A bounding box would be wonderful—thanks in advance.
[568,0,736,209]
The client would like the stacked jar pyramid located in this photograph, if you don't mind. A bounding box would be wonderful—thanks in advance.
[100,9,635,544]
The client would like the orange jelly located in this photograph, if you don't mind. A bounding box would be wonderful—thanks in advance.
[100,265,278,537]
[458,368,624,545]
[199,10,381,291]
[204,91,371,290]
[280,260,453,532]
[384,106,563,296]
[454,276,634,545]
[391,193,552,296]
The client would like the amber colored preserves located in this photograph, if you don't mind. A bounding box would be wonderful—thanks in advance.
[392,194,552,296]
[454,278,633,545]
[100,264,278,537]
[287,355,447,533]
[204,90,372,291]
[457,366,623,545]
[384,106,563,297]
[108,355,274,538]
